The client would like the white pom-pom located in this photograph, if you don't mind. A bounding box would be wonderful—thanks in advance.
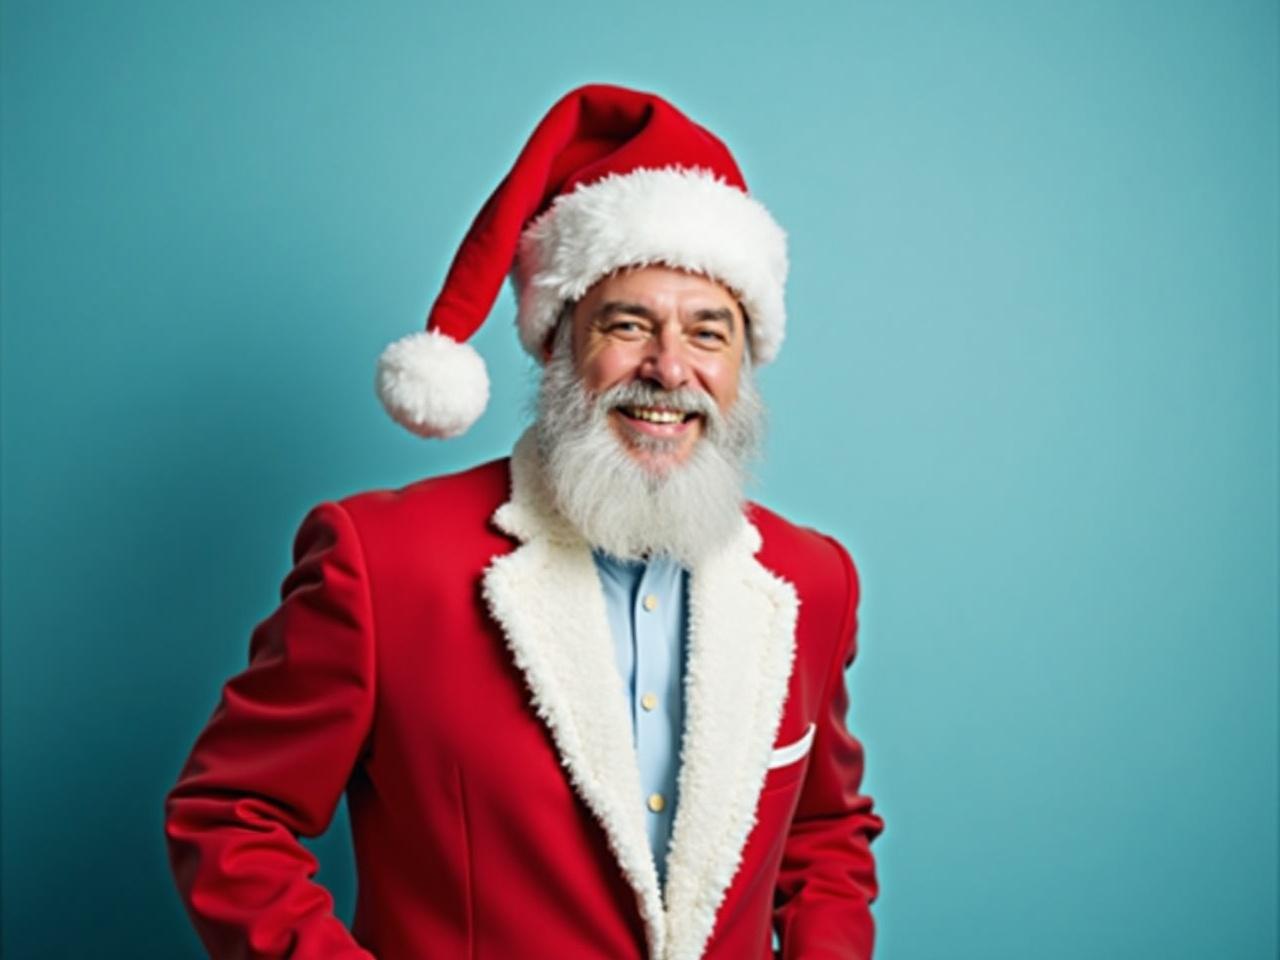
[376,330,490,438]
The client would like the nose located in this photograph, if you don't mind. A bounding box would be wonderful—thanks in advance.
[639,323,689,391]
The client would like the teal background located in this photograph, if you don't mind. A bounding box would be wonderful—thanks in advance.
[3,2,1276,957]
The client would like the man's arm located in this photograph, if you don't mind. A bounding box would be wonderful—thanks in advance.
[165,502,377,959]
[773,537,884,959]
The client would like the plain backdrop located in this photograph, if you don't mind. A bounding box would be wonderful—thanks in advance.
[2,2,1276,957]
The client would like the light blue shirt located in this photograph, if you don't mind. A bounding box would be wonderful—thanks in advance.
[591,550,687,885]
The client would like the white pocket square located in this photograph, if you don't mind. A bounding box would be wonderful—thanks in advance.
[767,723,816,770]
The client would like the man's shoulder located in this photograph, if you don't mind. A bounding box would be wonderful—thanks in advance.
[746,500,851,562]
[746,501,860,603]
[333,455,513,546]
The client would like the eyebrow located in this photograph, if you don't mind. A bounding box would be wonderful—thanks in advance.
[595,301,661,323]
[691,307,736,328]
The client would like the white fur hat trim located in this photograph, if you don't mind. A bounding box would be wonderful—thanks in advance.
[513,167,788,363]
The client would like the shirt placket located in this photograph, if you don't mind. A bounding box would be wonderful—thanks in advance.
[633,558,682,877]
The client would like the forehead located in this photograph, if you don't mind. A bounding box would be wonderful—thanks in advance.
[580,264,740,309]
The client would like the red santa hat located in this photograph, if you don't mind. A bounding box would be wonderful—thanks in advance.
[376,83,788,438]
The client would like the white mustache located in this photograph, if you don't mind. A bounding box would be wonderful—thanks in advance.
[597,383,717,420]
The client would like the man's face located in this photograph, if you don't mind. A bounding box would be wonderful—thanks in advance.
[566,265,747,474]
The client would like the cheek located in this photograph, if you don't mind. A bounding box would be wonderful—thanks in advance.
[700,357,742,412]
[577,344,638,394]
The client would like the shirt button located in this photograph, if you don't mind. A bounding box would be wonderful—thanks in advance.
[641,692,658,711]
[642,594,658,612]
[647,793,666,813]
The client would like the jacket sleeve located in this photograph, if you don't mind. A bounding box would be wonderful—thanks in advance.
[773,537,884,959]
[164,502,377,959]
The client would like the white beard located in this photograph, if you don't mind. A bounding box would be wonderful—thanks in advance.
[533,323,765,568]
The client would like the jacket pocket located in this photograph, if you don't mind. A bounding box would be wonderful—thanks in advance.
[767,723,815,770]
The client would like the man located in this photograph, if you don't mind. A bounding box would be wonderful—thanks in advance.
[165,83,882,959]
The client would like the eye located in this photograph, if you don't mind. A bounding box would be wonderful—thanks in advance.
[606,319,648,339]
[692,326,730,345]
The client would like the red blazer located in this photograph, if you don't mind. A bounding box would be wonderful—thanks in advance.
[166,435,882,959]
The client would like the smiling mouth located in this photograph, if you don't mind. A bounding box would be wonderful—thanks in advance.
[617,405,700,425]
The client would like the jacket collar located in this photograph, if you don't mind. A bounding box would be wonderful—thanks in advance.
[482,432,799,960]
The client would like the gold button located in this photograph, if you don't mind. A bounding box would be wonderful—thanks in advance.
[647,792,666,813]
[642,594,658,612]
[641,692,658,711]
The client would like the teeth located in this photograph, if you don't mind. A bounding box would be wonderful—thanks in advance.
[626,406,684,424]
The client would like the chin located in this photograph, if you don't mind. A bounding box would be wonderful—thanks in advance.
[613,430,700,477]
[623,444,688,473]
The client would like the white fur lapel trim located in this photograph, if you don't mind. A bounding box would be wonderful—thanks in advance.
[484,433,799,960]
[661,518,799,960]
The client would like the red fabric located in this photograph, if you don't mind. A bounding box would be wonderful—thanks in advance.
[165,458,882,959]
[428,83,748,344]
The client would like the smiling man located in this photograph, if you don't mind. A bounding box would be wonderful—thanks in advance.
[166,84,883,960]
